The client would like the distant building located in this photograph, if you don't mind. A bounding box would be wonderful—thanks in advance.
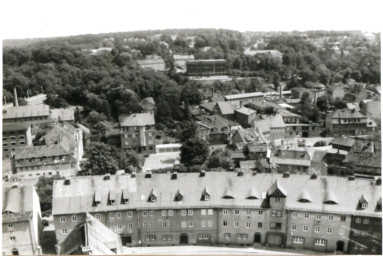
[200,101,236,120]
[253,114,286,141]
[90,47,112,56]
[173,55,194,70]
[119,113,157,153]
[234,107,257,128]
[243,49,283,61]
[270,149,311,174]
[325,109,376,136]
[2,104,50,125]
[58,213,123,255]
[2,123,33,159]
[225,92,264,105]
[2,183,43,255]
[186,59,227,76]
[196,115,238,144]
[139,97,156,114]
[49,108,75,123]
[137,56,166,71]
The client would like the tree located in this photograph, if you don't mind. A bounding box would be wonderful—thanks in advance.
[316,96,328,112]
[334,99,347,110]
[264,106,277,115]
[180,138,208,167]
[184,99,192,121]
[81,142,119,175]
[179,121,197,142]
[36,175,63,213]
[207,149,233,170]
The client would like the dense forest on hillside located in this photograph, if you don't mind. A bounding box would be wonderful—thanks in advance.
[3,29,381,134]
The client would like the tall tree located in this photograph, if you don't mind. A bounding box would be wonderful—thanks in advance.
[180,138,208,167]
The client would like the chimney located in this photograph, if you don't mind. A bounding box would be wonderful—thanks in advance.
[237,170,244,177]
[376,177,381,186]
[283,172,290,178]
[199,169,206,177]
[103,173,111,180]
[348,175,355,181]
[145,170,152,178]
[13,87,18,107]
[11,182,19,189]
[252,170,257,176]
[310,172,317,179]
[64,176,70,185]
[279,84,282,99]
[171,171,178,180]
[131,171,136,178]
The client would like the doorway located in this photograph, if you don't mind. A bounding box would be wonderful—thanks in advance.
[12,248,19,255]
[254,233,261,243]
[336,241,344,251]
[180,233,188,244]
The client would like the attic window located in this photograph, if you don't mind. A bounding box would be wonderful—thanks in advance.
[124,199,129,204]
[201,188,210,201]
[122,190,129,204]
[150,196,156,202]
[361,202,368,209]
[148,189,157,202]
[174,190,183,202]
[298,199,311,203]
[110,199,115,205]
[324,200,337,205]
[109,191,116,205]
[94,192,101,206]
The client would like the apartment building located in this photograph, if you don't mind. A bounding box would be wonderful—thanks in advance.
[136,55,166,71]
[2,184,43,255]
[2,123,33,159]
[119,113,156,153]
[52,172,381,253]
[186,59,227,76]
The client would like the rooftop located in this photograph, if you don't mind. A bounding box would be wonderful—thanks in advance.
[50,108,75,122]
[3,123,31,132]
[52,172,381,217]
[14,144,72,160]
[187,59,226,63]
[3,104,50,119]
[225,92,264,101]
[119,113,155,127]
[2,184,35,222]
[235,107,256,116]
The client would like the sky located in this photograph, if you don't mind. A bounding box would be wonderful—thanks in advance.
[1,0,382,40]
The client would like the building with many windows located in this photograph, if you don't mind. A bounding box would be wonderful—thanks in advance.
[52,172,381,253]
[2,183,43,255]
[2,104,50,124]
[186,59,227,76]
[119,113,157,153]
[2,123,33,159]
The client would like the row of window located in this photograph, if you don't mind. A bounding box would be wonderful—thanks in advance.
[3,141,24,147]
[3,135,25,141]
[291,224,343,235]
[292,237,327,246]
[223,209,263,216]
[292,212,346,221]
[142,209,214,217]
[355,217,371,224]
[223,220,263,228]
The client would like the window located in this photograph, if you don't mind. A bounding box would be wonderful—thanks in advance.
[169,222,174,227]
[315,226,320,233]
[223,209,228,215]
[168,210,173,216]
[201,209,206,215]
[246,210,251,215]
[234,209,240,215]
[188,221,193,227]
[258,210,263,216]
[303,225,309,232]
[328,215,334,221]
[9,236,16,244]
[95,214,101,220]
[258,222,262,228]
[275,197,281,202]
[292,237,304,244]
[127,211,133,217]
[62,229,68,235]
[355,217,362,223]
[316,214,321,220]
[201,221,206,227]
[304,213,309,219]
[208,220,213,227]
[237,234,248,240]
[181,210,186,216]
[150,222,155,228]
[7,224,13,231]
[188,209,193,216]
[339,229,344,235]
[363,218,369,224]
[270,222,282,229]
[142,211,148,217]
[291,224,296,230]
[315,239,326,246]
[292,212,298,218]
[72,215,77,222]
[234,221,240,228]
[361,202,368,209]
[128,223,133,229]
[162,222,167,228]
[143,222,148,228]
[223,220,228,227]
[145,235,156,241]
[182,221,187,228]
[109,213,115,219]
[271,210,277,217]
[162,235,173,241]
[60,217,66,223]
[117,224,123,230]
[341,216,346,222]
[116,212,122,218]
[327,228,332,234]
[224,233,231,239]
[208,209,213,215]
[246,222,251,228]
[277,211,282,217]
[162,210,167,216]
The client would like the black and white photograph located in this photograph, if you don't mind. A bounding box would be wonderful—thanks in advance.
[1,0,382,255]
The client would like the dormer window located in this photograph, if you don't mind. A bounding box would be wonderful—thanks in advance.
[174,190,183,202]
[201,188,210,201]
[94,191,101,206]
[148,189,157,202]
[110,199,115,205]
[150,196,156,202]
[124,199,129,204]
[122,189,129,204]
[358,195,368,210]
[361,202,367,209]
[109,191,116,205]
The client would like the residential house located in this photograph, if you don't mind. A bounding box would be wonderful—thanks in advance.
[270,149,311,174]
[3,123,33,159]
[119,113,157,153]
[173,55,194,71]
[49,108,75,123]
[52,173,381,253]
[139,97,156,114]
[247,144,268,160]
[58,213,123,255]
[2,183,43,255]
[234,107,257,128]
[200,101,236,120]
[3,104,50,125]
[325,109,376,136]
[196,115,238,145]
[253,114,286,141]
[137,56,166,71]
[186,59,227,76]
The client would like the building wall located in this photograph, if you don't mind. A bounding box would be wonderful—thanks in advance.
[121,125,157,153]
[3,127,32,159]
[186,61,227,76]
[16,162,76,180]
[2,220,38,255]
[3,115,49,124]
[54,213,87,244]
[235,112,257,128]
[348,216,382,254]
[286,210,350,252]
[270,127,285,140]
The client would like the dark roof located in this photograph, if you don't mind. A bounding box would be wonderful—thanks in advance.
[328,109,366,119]
[43,123,79,153]
[53,172,381,217]
[248,144,267,153]
[332,137,356,148]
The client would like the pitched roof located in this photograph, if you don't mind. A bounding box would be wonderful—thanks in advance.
[328,109,366,119]
[119,113,155,126]
[225,92,264,101]
[14,144,72,160]
[52,173,382,217]
[200,102,216,112]
[254,114,286,133]
[50,108,75,122]
[217,102,235,115]
[248,144,267,153]
[3,104,50,119]
[332,137,356,148]
[235,107,256,116]
[2,184,35,222]
[43,123,79,153]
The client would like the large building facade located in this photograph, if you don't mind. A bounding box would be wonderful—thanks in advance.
[52,172,381,253]
[2,123,33,159]
[186,59,227,76]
